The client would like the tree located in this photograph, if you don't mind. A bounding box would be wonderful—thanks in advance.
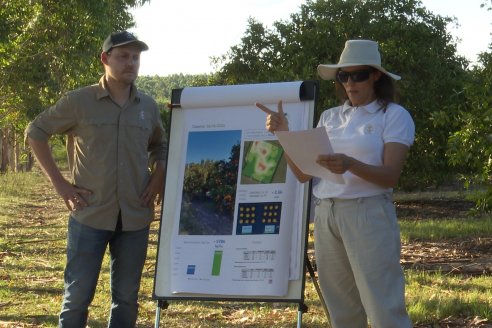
[444,1,492,212]
[0,0,149,172]
[136,73,211,104]
[136,73,212,134]
[447,42,492,211]
[212,0,469,190]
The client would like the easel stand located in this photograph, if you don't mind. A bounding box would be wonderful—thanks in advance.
[154,256,329,328]
[153,81,327,327]
[154,300,168,328]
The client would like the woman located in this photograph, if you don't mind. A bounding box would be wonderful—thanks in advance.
[257,39,414,328]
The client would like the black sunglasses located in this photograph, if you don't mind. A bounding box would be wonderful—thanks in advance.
[336,69,374,83]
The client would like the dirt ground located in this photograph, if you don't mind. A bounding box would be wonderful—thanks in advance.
[396,198,492,328]
[396,199,492,276]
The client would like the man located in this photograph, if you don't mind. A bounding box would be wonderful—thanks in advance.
[25,31,167,327]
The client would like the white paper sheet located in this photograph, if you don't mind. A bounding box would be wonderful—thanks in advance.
[275,127,345,184]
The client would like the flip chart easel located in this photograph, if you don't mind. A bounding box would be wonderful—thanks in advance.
[152,81,328,327]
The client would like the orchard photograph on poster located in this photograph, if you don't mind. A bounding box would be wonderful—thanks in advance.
[179,130,241,236]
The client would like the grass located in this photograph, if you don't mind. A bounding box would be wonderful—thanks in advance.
[406,270,492,323]
[400,217,492,242]
[0,170,491,327]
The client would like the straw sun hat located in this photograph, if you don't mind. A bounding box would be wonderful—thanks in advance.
[317,39,401,81]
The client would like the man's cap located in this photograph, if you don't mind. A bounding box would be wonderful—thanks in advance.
[102,31,149,53]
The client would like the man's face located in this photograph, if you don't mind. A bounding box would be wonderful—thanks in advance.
[104,44,142,85]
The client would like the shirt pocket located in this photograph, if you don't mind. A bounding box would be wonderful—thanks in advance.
[76,118,118,162]
[125,119,153,151]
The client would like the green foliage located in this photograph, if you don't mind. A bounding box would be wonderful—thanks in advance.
[447,44,492,211]
[179,143,239,235]
[467,187,492,214]
[0,0,151,173]
[205,143,240,214]
[136,73,212,104]
[213,0,469,190]
[182,160,216,201]
[0,0,150,133]
[136,73,213,141]
[182,143,240,214]
[3,0,492,210]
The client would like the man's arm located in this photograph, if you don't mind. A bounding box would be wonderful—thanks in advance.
[140,160,166,207]
[28,137,91,211]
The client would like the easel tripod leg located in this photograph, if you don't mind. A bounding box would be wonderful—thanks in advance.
[154,300,169,328]
[154,306,161,328]
[297,302,308,328]
[306,255,330,324]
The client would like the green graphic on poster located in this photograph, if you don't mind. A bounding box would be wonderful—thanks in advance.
[211,250,223,276]
[242,141,284,184]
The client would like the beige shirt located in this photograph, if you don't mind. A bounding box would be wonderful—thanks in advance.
[26,76,167,231]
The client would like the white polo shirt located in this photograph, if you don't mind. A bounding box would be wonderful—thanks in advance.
[312,100,415,199]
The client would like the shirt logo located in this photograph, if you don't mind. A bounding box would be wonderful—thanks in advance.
[363,124,374,134]
[139,110,145,120]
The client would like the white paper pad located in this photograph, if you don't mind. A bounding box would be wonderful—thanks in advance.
[275,127,345,184]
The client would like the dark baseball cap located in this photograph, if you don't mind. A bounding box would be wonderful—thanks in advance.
[102,31,149,53]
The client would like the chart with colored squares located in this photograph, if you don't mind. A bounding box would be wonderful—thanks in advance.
[236,202,282,235]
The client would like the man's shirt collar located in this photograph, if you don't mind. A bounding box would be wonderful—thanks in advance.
[96,75,140,103]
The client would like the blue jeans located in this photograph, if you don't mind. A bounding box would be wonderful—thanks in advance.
[59,216,150,328]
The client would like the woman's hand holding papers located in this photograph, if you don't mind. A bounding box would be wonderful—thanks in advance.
[316,154,353,174]
[255,101,289,133]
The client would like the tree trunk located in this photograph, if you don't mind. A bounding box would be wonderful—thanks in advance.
[14,132,20,172]
[1,128,10,173]
[8,129,15,172]
[26,151,34,172]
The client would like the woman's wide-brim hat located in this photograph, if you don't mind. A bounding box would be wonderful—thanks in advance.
[317,39,401,81]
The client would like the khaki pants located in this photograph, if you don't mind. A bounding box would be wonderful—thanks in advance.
[313,194,412,328]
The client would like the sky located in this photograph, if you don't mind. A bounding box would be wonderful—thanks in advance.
[130,0,492,76]
[186,130,241,164]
